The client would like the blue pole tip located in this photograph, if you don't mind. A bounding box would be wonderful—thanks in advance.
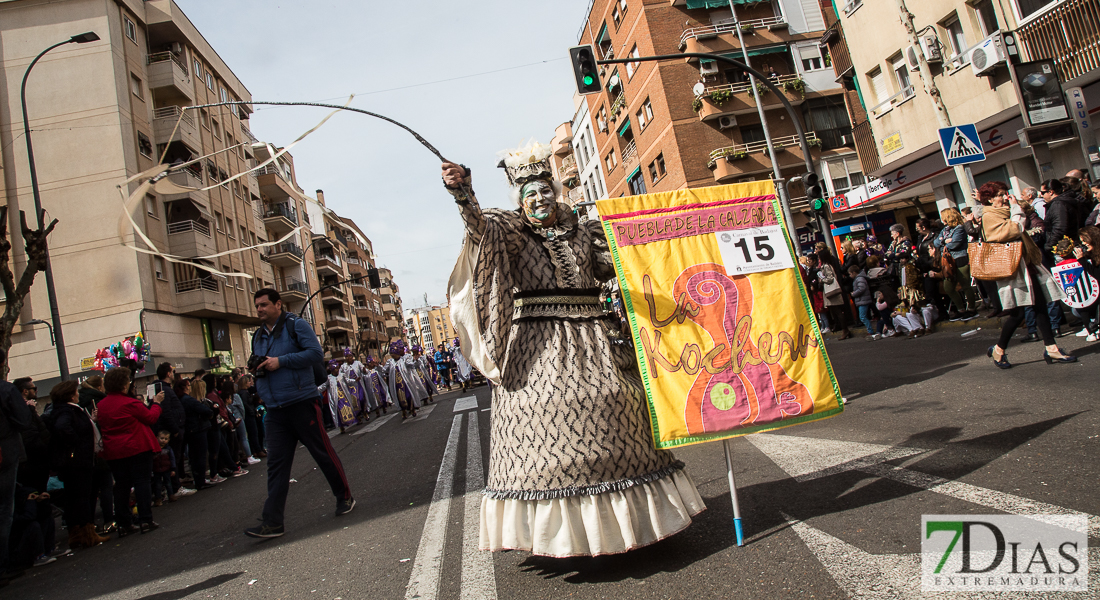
[734,518,744,547]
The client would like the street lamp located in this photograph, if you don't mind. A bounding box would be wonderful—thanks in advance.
[23,319,55,346]
[20,31,99,381]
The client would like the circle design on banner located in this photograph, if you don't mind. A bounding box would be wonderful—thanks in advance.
[709,382,737,411]
[1052,259,1100,309]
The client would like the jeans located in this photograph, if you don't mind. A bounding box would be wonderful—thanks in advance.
[152,471,175,499]
[108,452,154,527]
[857,305,874,332]
[1000,267,1056,348]
[1025,301,1064,334]
[243,410,261,456]
[262,398,350,528]
[235,422,252,458]
[93,464,114,525]
[186,430,210,485]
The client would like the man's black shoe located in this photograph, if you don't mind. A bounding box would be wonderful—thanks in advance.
[117,524,140,538]
[335,497,356,516]
[1020,332,1040,343]
[140,521,159,534]
[244,524,285,538]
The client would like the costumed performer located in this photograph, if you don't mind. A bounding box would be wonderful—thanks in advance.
[340,349,374,420]
[362,356,390,418]
[442,141,705,558]
[410,345,436,403]
[384,341,426,420]
[451,337,472,392]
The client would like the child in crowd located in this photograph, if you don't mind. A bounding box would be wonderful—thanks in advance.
[152,430,178,505]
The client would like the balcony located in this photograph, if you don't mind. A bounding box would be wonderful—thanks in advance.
[325,315,353,333]
[852,120,881,174]
[263,203,298,236]
[166,220,215,257]
[321,287,347,306]
[175,278,224,317]
[315,253,342,276]
[820,21,853,80]
[277,277,309,303]
[695,74,806,121]
[158,170,208,210]
[622,140,638,166]
[264,242,303,267]
[147,51,193,102]
[1016,0,1100,82]
[707,133,819,183]
[256,164,296,200]
[679,17,794,58]
[152,105,200,150]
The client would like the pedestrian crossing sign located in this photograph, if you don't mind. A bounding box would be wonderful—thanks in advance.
[938,124,986,166]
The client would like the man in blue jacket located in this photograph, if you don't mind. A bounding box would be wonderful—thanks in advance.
[245,289,354,538]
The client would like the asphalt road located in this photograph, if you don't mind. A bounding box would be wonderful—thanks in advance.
[5,329,1099,600]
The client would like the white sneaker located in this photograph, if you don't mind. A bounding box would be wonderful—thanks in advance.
[1076,328,1089,337]
[176,487,197,496]
[821,327,831,333]
[1086,333,1099,342]
[247,456,261,465]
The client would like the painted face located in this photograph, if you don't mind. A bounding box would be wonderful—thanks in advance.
[521,179,557,226]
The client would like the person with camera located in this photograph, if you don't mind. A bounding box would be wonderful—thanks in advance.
[245,288,354,539]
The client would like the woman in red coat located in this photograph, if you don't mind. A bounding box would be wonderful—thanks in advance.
[96,367,163,536]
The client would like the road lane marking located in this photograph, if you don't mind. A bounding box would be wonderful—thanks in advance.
[352,412,399,435]
[405,414,462,600]
[461,412,496,599]
[453,396,479,412]
[405,404,436,423]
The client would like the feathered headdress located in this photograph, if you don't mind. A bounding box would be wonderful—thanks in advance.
[497,140,554,188]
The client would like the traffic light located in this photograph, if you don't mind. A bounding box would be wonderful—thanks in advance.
[569,45,602,95]
[804,171,827,217]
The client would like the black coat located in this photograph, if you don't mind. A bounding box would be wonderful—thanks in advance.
[180,393,213,434]
[77,386,105,413]
[156,384,185,436]
[1045,195,1080,255]
[45,403,96,470]
[0,381,31,468]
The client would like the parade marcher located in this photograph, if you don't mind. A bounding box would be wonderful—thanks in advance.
[450,337,472,392]
[339,349,372,420]
[246,288,354,538]
[321,360,342,431]
[384,341,425,420]
[361,356,390,418]
[442,142,704,558]
[410,346,436,403]
[433,344,454,390]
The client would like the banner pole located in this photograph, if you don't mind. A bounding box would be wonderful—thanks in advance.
[723,438,744,546]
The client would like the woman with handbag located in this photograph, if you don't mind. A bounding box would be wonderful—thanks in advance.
[978,183,1075,367]
[816,243,853,339]
[934,208,978,319]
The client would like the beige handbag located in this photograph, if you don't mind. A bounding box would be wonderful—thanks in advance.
[968,235,1021,281]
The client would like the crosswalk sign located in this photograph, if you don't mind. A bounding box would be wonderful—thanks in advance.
[938,124,986,166]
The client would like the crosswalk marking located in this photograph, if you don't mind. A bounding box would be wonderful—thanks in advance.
[461,411,496,599]
[405,415,462,600]
[453,396,479,412]
[405,404,436,423]
[352,412,399,435]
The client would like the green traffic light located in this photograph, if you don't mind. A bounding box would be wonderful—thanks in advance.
[583,74,595,86]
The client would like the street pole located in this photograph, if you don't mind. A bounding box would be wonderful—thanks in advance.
[20,33,99,382]
[726,1,799,245]
[893,0,975,207]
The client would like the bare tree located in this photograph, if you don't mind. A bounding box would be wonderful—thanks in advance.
[0,207,59,380]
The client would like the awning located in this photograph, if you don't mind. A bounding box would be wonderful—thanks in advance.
[686,0,753,8]
[596,24,610,45]
[618,119,632,137]
[627,166,642,182]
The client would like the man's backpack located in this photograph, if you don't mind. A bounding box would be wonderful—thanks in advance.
[253,313,327,387]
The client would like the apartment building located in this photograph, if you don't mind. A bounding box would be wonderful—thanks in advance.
[822,0,1100,241]
[253,144,323,337]
[377,268,404,342]
[340,217,388,360]
[1,0,272,384]
[573,0,856,229]
[405,305,455,351]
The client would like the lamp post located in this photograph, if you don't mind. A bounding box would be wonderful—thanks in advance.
[20,31,99,382]
[23,319,54,346]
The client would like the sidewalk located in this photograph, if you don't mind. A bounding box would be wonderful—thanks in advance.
[820,312,1085,341]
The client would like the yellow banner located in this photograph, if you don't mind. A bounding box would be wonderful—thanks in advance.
[598,182,842,449]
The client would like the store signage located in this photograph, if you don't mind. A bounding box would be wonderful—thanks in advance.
[1014,60,1070,127]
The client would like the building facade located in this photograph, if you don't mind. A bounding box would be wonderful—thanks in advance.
[340,217,388,360]
[405,304,455,351]
[377,267,404,343]
[1,0,270,384]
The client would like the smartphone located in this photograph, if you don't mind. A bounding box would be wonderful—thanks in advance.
[145,380,163,399]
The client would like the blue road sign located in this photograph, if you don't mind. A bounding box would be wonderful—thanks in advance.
[938,124,986,166]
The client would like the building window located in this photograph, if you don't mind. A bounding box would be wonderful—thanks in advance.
[130,73,143,100]
[1012,0,1059,22]
[649,153,666,183]
[605,149,618,172]
[154,256,167,280]
[194,59,202,79]
[636,98,653,130]
[972,0,999,36]
[628,169,647,195]
[942,15,968,59]
[220,87,229,103]
[205,72,214,90]
[823,155,865,195]
[868,67,888,105]
[200,109,210,129]
[798,45,825,71]
[145,193,158,217]
[124,16,137,42]
[212,118,221,140]
[137,131,153,158]
[214,211,224,232]
[740,124,767,145]
[890,54,914,99]
[626,44,641,78]
[226,218,234,239]
[206,161,218,182]
[803,99,853,150]
[612,4,622,27]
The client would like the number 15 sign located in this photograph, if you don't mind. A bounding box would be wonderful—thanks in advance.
[715,225,795,275]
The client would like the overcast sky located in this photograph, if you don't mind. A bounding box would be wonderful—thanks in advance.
[181,0,591,308]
